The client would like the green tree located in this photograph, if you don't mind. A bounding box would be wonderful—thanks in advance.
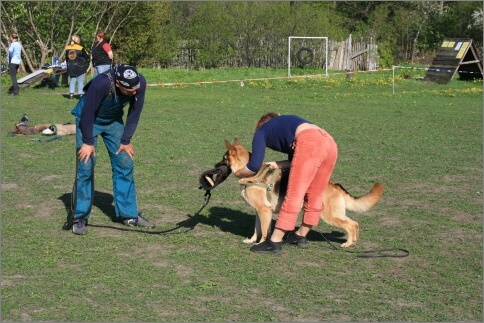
[109,2,175,67]
[1,1,144,72]
[2,1,481,71]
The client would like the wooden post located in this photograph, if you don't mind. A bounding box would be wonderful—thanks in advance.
[347,33,352,71]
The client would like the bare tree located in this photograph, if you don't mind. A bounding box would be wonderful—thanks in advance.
[1,1,141,72]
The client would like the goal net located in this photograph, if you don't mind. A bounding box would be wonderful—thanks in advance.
[288,36,328,77]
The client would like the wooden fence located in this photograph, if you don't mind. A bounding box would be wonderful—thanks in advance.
[327,35,379,71]
[173,34,379,71]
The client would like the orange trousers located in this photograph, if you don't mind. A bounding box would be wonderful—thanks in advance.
[275,128,338,231]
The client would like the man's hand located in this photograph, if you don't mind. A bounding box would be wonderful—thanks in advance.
[117,143,134,160]
[78,144,96,164]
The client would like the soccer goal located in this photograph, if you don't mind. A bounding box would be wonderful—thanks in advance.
[288,36,328,77]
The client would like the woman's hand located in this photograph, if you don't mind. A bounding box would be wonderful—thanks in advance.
[267,160,291,170]
[266,161,279,169]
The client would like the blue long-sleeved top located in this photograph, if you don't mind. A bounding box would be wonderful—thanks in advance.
[77,70,146,146]
[246,115,310,173]
[8,41,22,65]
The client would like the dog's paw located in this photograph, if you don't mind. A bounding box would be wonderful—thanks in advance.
[341,241,355,248]
[243,238,256,244]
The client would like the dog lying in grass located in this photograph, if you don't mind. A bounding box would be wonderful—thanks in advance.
[216,138,384,248]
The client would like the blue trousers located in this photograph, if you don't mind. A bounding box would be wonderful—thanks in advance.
[73,118,138,220]
[94,64,111,76]
[69,73,85,95]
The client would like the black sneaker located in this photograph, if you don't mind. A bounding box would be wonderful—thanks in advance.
[250,239,282,254]
[72,218,88,235]
[283,232,308,248]
[123,213,156,228]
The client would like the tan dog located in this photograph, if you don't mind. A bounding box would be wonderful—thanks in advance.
[217,138,384,248]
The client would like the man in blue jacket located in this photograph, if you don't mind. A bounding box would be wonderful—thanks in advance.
[70,64,155,235]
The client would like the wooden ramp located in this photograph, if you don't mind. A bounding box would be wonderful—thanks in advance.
[424,38,483,84]
[18,69,50,87]
[18,67,67,88]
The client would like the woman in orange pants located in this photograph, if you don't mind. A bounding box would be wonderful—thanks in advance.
[235,112,338,253]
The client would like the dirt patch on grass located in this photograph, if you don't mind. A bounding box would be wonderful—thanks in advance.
[1,182,18,191]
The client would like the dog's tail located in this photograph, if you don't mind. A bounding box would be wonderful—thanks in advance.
[340,182,384,213]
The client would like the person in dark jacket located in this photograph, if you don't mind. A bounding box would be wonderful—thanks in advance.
[69,64,155,235]
[91,31,113,76]
[65,34,89,99]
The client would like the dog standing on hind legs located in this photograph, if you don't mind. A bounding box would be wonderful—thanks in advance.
[217,138,384,248]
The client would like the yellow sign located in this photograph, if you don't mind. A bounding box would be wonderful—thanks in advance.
[456,42,469,59]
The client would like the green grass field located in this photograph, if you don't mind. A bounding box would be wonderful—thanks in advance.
[1,68,482,322]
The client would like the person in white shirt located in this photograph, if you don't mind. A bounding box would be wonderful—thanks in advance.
[8,33,22,96]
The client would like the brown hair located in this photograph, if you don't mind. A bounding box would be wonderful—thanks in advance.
[11,33,18,40]
[96,31,105,39]
[256,112,280,129]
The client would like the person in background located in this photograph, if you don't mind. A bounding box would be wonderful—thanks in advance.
[69,64,155,235]
[65,34,90,99]
[8,33,22,96]
[91,31,113,76]
[235,112,338,254]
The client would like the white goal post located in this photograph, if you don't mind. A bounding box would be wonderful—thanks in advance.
[288,36,328,77]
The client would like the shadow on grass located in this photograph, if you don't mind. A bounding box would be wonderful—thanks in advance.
[58,190,116,221]
[58,192,347,244]
[182,205,348,246]
[58,191,194,235]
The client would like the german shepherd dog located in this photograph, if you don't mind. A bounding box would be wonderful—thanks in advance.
[216,138,384,248]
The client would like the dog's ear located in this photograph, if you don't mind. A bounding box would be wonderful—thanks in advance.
[225,139,234,150]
